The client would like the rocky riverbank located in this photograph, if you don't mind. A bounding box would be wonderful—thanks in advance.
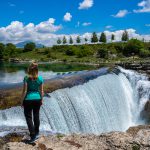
[1,125,150,150]
[117,62,150,78]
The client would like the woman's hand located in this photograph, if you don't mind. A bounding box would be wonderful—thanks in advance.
[21,101,24,108]
[40,99,43,106]
[21,82,27,108]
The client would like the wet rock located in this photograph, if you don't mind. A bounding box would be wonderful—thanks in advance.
[134,129,150,147]
[117,62,150,71]
[127,125,150,137]
[140,101,150,122]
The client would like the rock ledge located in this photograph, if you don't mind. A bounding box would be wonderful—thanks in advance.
[1,125,150,150]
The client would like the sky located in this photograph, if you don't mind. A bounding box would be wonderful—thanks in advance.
[0,0,150,46]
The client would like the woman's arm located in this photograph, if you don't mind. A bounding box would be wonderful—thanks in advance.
[40,83,44,104]
[21,82,27,106]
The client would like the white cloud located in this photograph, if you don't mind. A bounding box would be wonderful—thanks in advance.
[0,20,149,46]
[134,0,150,13]
[35,18,62,33]
[78,0,94,10]
[82,22,92,26]
[0,19,62,45]
[63,12,72,22]
[145,24,150,26]
[112,10,129,18]
[105,25,113,29]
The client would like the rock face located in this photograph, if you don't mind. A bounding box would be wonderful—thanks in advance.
[140,101,150,123]
[117,62,150,79]
[2,125,150,150]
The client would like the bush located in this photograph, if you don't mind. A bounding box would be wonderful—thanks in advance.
[44,48,51,55]
[52,45,69,52]
[76,46,93,58]
[114,43,125,54]
[124,39,144,56]
[47,52,52,58]
[24,42,36,52]
[0,43,5,59]
[97,48,108,58]
[139,49,150,57]
[65,48,75,56]
[4,43,17,58]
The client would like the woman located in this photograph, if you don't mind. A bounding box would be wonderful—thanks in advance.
[21,62,44,143]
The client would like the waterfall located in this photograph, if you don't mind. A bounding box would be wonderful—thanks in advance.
[0,67,149,135]
[119,67,150,124]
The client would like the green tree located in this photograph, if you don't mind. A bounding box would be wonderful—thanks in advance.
[142,38,145,42]
[69,36,73,44]
[57,38,62,45]
[124,39,144,56]
[111,34,115,41]
[97,48,108,58]
[0,43,5,59]
[63,36,67,44]
[99,32,107,43]
[122,30,129,41]
[24,42,36,52]
[139,49,150,57]
[5,43,17,57]
[76,36,81,43]
[91,32,98,43]
[65,47,75,56]
[85,38,88,43]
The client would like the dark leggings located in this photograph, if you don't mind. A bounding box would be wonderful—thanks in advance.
[23,100,41,138]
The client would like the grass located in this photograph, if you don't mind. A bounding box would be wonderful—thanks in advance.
[15,49,149,65]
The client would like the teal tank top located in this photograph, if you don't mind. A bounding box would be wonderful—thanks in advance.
[24,76,44,100]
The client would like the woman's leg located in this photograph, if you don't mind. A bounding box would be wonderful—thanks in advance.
[24,101,35,138]
[33,101,41,135]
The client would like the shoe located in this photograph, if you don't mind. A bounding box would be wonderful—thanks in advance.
[28,136,38,144]
[35,133,40,139]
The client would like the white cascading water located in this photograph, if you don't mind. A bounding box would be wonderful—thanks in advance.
[119,67,150,124]
[0,67,149,135]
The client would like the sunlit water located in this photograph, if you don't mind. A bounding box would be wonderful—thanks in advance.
[0,70,57,84]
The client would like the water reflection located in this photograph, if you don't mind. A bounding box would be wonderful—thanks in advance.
[0,62,96,84]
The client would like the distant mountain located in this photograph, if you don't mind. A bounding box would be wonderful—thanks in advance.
[16,41,44,48]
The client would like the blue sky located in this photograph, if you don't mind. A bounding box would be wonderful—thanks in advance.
[0,0,150,45]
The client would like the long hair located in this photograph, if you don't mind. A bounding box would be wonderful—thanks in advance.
[27,62,38,79]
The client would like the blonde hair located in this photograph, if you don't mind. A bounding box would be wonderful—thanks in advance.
[27,62,38,79]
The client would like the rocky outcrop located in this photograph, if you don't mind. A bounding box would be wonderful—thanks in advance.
[117,62,150,78]
[140,101,150,123]
[2,125,150,150]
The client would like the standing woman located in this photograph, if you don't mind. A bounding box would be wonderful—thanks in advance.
[21,62,44,143]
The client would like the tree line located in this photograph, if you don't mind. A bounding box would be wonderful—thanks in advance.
[53,39,150,59]
[0,32,149,61]
[0,42,36,60]
[57,30,129,45]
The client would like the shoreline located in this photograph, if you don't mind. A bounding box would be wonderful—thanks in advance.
[1,59,150,77]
